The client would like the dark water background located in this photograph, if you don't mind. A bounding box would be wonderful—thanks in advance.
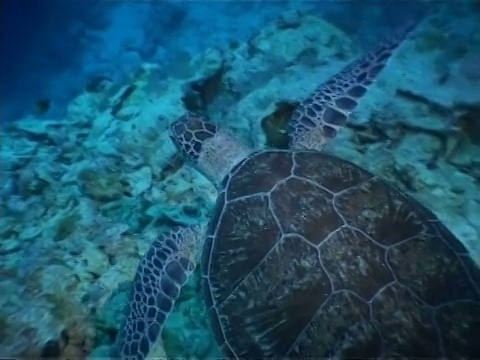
[0,0,424,122]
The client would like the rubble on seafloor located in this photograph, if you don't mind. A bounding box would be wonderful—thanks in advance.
[1,8,479,359]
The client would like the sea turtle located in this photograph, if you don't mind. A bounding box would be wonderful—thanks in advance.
[113,20,480,359]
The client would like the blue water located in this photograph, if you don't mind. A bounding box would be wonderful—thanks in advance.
[0,0,425,121]
[1,1,479,359]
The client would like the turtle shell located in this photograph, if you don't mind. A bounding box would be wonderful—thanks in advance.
[201,149,480,358]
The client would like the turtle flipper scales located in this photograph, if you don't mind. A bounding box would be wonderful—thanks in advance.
[289,20,420,150]
[112,225,204,360]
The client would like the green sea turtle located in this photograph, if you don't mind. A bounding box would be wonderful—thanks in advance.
[113,20,480,359]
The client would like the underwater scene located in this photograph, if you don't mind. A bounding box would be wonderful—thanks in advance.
[1,0,480,359]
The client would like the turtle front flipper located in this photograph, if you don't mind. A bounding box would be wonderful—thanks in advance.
[112,225,204,360]
[289,20,420,151]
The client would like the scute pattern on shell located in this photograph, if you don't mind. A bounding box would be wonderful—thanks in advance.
[201,149,480,359]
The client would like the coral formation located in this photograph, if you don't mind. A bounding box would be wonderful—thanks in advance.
[1,4,479,359]
[261,100,298,148]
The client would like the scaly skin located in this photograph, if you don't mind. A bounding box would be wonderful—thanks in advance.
[170,113,252,187]
[112,225,204,360]
[288,21,418,151]
[113,19,420,360]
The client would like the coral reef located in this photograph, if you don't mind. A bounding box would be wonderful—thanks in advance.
[1,5,479,359]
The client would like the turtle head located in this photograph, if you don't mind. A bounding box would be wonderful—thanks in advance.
[170,112,218,161]
[170,113,251,187]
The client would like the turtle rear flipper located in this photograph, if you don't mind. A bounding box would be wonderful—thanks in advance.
[289,20,420,150]
[113,225,204,360]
